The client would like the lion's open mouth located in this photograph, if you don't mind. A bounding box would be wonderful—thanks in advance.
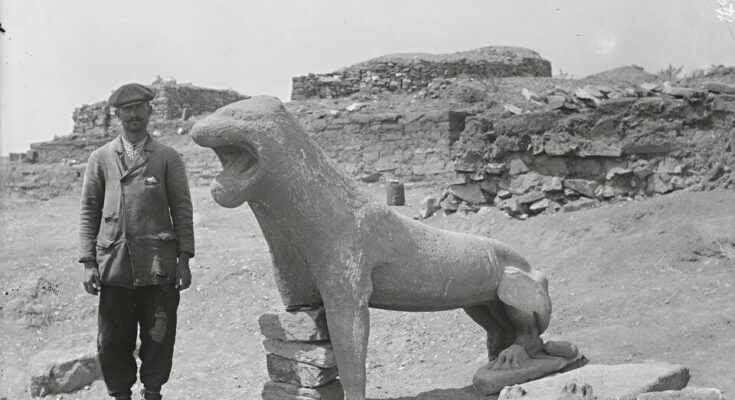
[208,143,260,207]
[213,144,259,182]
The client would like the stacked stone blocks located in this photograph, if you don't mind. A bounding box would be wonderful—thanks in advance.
[258,308,343,400]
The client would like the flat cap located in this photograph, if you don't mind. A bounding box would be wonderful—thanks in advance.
[108,83,155,107]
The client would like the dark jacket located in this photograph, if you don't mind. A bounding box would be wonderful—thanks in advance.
[78,135,195,287]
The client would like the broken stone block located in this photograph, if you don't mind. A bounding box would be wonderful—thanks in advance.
[485,162,508,175]
[656,157,682,174]
[563,198,598,212]
[564,179,599,198]
[518,191,545,205]
[449,183,487,204]
[259,308,329,342]
[262,379,344,400]
[547,95,565,110]
[529,199,550,213]
[606,167,633,180]
[419,196,441,219]
[647,174,674,194]
[454,149,484,172]
[480,179,499,195]
[499,363,689,400]
[510,172,541,195]
[497,189,512,200]
[509,159,530,176]
[542,176,564,192]
[266,353,339,388]
[27,331,102,397]
[440,193,460,214]
[637,387,723,400]
[703,81,735,95]
[578,140,622,158]
[263,339,337,368]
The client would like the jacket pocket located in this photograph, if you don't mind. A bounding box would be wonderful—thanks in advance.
[151,232,179,282]
[95,236,115,249]
[100,210,119,241]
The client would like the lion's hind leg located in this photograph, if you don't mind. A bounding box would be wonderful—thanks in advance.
[463,302,515,361]
[490,266,553,370]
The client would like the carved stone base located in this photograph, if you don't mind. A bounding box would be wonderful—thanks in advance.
[473,353,586,395]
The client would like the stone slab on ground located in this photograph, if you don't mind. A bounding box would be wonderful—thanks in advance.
[263,338,337,368]
[498,363,689,400]
[637,387,723,400]
[259,307,329,342]
[473,353,584,395]
[266,353,339,388]
[262,380,344,400]
[27,331,102,397]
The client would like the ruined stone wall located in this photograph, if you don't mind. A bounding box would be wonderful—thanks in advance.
[70,83,247,138]
[440,94,735,217]
[291,108,467,181]
[291,46,551,100]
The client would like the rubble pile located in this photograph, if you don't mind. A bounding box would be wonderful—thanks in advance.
[426,80,735,218]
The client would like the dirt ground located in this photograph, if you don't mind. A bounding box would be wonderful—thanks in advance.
[1,185,734,399]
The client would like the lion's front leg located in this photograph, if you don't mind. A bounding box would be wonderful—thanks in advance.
[314,253,372,400]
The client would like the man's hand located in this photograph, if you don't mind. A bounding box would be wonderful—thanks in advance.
[83,261,101,295]
[175,253,192,291]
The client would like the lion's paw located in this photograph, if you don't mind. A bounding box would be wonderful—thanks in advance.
[558,382,595,400]
[490,344,530,370]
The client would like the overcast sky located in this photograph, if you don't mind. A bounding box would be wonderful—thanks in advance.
[1,0,734,155]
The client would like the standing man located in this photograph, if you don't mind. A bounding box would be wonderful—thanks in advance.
[79,83,195,400]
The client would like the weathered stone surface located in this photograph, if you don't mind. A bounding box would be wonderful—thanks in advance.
[518,191,545,205]
[450,183,487,204]
[509,159,530,175]
[480,179,499,195]
[648,173,674,194]
[473,354,584,395]
[578,141,622,157]
[292,46,551,100]
[259,308,329,342]
[455,150,484,172]
[597,97,636,114]
[419,196,441,219]
[606,167,632,180]
[703,81,735,94]
[266,353,339,388]
[263,339,337,368]
[542,176,564,192]
[564,179,599,198]
[563,198,598,212]
[499,363,689,400]
[27,331,101,397]
[262,379,344,400]
[440,193,461,213]
[510,172,541,195]
[529,198,550,213]
[485,162,508,175]
[548,95,566,110]
[637,387,723,400]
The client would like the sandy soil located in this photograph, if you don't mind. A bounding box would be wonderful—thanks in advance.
[1,185,734,399]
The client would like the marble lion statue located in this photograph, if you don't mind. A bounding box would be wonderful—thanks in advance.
[191,96,576,400]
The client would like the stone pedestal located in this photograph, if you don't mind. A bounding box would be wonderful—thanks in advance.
[259,307,343,400]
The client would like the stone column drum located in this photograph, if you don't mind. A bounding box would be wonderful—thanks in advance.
[259,307,344,400]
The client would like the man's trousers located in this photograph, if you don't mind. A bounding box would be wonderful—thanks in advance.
[98,284,180,397]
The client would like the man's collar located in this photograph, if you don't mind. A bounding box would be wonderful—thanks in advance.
[113,133,153,153]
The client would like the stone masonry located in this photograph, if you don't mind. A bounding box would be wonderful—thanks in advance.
[291,46,551,100]
[258,308,343,400]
